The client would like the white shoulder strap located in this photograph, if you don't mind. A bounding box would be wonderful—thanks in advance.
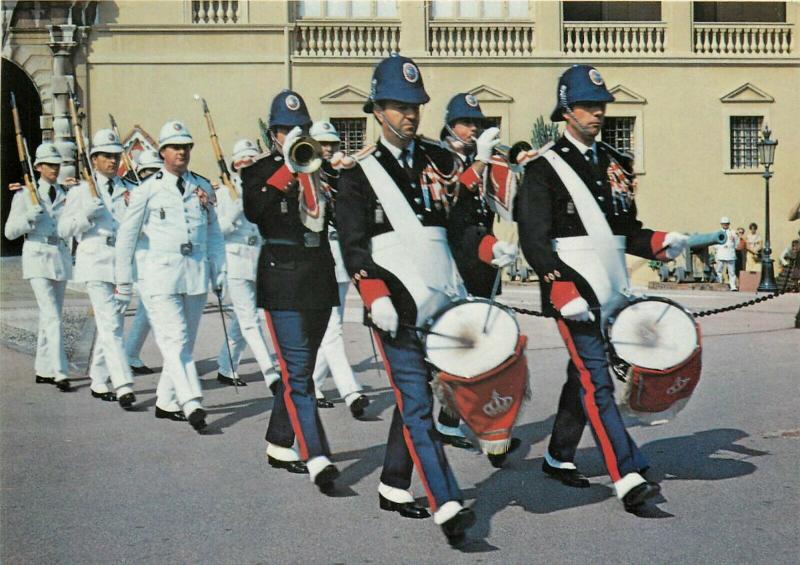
[359,154,424,236]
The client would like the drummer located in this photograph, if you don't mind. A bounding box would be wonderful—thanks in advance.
[335,54,515,545]
[515,65,690,513]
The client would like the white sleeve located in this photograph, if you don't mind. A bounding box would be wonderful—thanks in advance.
[57,183,92,239]
[115,181,150,285]
[3,190,35,240]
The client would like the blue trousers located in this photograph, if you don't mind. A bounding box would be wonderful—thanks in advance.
[264,309,331,461]
[375,328,461,511]
[551,319,648,482]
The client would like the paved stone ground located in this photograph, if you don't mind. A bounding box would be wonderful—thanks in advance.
[1,270,798,564]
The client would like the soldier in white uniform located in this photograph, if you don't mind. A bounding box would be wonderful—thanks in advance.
[125,150,163,375]
[4,143,73,391]
[115,120,226,432]
[715,216,738,291]
[58,130,136,408]
[215,139,280,390]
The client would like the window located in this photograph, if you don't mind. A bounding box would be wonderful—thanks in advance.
[563,1,661,21]
[297,0,397,19]
[430,0,530,20]
[729,116,763,169]
[483,116,502,129]
[602,117,636,157]
[331,118,367,153]
[694,2,786,23]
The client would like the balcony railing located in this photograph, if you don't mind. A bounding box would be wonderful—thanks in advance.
[428,22,535,57]
[563,22,666,55]
[191,0,241,24]
[694,23,793,55]
[294,21,400,57]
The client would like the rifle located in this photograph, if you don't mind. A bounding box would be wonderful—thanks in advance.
[193,94,237,200]
[10,92,40,206]
[67,87,99,199]
[109,114,140,185]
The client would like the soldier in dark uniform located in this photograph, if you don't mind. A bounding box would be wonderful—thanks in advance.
[515,65,689,513]
[240,90,340,491]
[335,54,515,545]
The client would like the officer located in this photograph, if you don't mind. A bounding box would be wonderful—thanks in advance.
[335,54,515,545]
[240,91,340,489]
[58,129,136,408]
[515,65,689,513]
[4,143,73,391]
[308,120,370,418]
[124,149,164,375]
[214,138,280,391]
[115,120,226,432]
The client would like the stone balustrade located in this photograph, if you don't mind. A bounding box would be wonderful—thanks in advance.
[428,22,535,57]
[294,21,400,57]
[563,22,666,55]
[192,0,240,24]
[694,23,793,55]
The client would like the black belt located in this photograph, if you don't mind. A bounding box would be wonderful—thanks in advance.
[264,233,321,248]
[25,235,64,246]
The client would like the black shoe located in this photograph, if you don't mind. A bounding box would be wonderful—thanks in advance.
[542,459,590,488]
[316,398,335,409]
[487,437,522,468]
[441,508,476,546]
[91,390,117,402]
[35,375,55,385]
[155,407,188,422]
[118,392,136,409]
[440,433,473,450]
[379,493,430,519]
[349,394,370,418]
[188,408,207,432]
[55,379,72,392]
[267,456,308,474]
[313,464,339,492]
[130,364,154,375]
[217,373,247,387]
[622,481,661,513]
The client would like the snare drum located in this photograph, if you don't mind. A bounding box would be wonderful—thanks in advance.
[605,297,702,424]
[424,298,529,455]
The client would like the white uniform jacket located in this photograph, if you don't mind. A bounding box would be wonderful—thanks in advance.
[4,181,72,281]
[715,228,737,261]
[216,176,261,281]
[58,173,129,283]
[115,168,226,296]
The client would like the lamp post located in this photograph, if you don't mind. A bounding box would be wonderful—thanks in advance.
[757,125,778,292]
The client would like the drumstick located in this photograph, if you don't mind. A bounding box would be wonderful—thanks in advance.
[482,268,503,334]
[401,324,475,347]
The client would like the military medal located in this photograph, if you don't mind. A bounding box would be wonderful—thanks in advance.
[375,204,384,224]
[280,199,288,214]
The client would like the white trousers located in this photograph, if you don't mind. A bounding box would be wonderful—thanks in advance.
[86,281,134,395]
[125,286,151,367]
[147,293,205,413]
[29,277,69,382]
[216,278,277,387]
[312,281,361,401]
[716,259,738,290]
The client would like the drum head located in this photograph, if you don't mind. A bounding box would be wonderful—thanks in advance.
[608,299,698,370]
[426,300,519,378]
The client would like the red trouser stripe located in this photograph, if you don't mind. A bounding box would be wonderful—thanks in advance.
[556,319,622,482]
[372,330,438,512]
[263,311,309,460]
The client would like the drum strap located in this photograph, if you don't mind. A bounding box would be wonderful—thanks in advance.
[360,155,427,237]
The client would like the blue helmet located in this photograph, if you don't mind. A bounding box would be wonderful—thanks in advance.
[363,54,430,113]
[269,90,312,129]
[444,93,486,125]
[550,65,615,122]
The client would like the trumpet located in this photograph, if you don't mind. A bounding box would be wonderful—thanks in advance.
[287,136,323,174]
[495,140,533,165]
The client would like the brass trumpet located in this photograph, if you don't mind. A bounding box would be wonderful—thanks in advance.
[287,136,323,173]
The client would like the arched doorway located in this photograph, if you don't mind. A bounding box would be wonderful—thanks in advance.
[2,58,43,256]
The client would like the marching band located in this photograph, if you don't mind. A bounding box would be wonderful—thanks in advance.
[6,56,710,545]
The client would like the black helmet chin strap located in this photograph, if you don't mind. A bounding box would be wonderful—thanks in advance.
[379,111,412,141]
[559,85,593,139]
[444,122,476,153]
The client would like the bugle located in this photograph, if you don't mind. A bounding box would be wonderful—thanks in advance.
[287,136,323,174]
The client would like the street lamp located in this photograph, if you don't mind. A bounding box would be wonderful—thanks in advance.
[757,125,778,292]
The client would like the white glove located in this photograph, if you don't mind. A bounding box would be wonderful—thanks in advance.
[560,297,595,323]
[25,205,44,225]
[663,232,690,260]
[491,240,517,268]
[114,283,133,314]
[476,127,501,163]
[86,198,105,220]
[212,269,227,297]
[282,126,304,173]
[370,296,399,337]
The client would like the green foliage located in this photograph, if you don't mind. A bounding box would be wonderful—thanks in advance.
[531,116,561,149]
[258,118,271,151]
[648,260,662,271]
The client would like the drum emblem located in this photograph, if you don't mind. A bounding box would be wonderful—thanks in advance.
[666,375,692,395]
[482,389,513,417]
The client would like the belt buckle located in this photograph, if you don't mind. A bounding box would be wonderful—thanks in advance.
[46,235,58,245]
[106,236,116,247]
[247,235,258,246]
[180,242,193,256]
[304,232,321,248]
[328,230,339,242]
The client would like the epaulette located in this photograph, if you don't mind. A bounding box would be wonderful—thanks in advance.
[191,171,211,184]
[333,144,376,170]
[250,151,272,164]
[353,144,377,161]
[598,141,632,162]
[155,171,164,180]
[519,141,553,168]
[417,135,446,150]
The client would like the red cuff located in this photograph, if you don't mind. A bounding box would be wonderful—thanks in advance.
[550,281,581,310]
[650,231,668,261]
[358,279,391,308]
[266,164,295,192]
[478,235,498,265]
[458,166,482,191]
